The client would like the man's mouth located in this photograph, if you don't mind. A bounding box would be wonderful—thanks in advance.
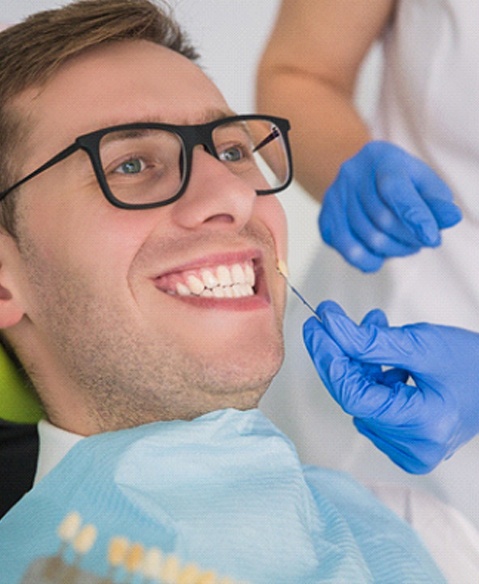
[155,260,257,299]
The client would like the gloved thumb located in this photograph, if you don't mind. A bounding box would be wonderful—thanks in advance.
[315,301,428,372]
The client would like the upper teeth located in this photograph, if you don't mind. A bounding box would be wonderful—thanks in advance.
[174,262,255,298]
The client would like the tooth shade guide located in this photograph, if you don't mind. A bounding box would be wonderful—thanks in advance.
[46,513,248,584]
[142,547,164,579]
[54,510,83,567]
[72,523,97,556]
[125,542,145,573]
[108,536,130,568]
[195,571,217,584]
[57,511,82,543]
[178,563,202,583]
[276,259,289,278]
[161,554,181,582]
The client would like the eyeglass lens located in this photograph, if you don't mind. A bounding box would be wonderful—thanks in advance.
[98,119,290,206]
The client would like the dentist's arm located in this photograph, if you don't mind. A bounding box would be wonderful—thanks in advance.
[257,0,392,197]
[303,301,479,473]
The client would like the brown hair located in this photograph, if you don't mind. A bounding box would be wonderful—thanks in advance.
[0,0,199,234]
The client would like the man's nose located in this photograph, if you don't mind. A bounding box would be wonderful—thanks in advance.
[170,147,257,231]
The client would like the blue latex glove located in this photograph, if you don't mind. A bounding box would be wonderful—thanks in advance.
[319,141,462,272]
[303,300,479,474]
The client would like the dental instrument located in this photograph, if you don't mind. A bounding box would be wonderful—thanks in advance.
[276,261,321,322]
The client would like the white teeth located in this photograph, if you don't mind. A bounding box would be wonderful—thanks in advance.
[240,283,254,297]
[176,283,191,296]
[186,274,205,295]
[231,263,246,284]
[201,269,218,289]
[217,265,233,286]
[172,261,256,298]
[213,286,225,298]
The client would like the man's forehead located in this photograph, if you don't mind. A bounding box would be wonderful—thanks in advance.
[12,40,232,156]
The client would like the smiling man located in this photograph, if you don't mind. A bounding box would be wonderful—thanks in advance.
[0,30,289,435]
[0,1,448,583]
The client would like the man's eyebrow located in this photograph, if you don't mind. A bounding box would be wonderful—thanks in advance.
[193,108,238,124]
[113,108,238,127]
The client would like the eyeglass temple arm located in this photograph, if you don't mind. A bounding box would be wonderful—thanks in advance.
[0,142,80,201]
[252,127,281,154]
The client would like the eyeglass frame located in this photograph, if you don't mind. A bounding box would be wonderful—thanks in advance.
[0,114,293,210]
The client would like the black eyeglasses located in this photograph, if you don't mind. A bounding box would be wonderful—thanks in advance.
[0,115,293,210]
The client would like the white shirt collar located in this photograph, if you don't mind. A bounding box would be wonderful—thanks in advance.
[34,419,84,485]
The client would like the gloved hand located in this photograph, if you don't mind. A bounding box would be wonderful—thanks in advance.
[319,141,462,272]
[303,300,479,474]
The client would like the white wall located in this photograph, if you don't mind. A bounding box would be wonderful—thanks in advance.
[1,0,380,284]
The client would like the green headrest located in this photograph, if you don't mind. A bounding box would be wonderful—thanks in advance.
[0,344,43,424]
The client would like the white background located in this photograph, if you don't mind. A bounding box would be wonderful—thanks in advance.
[1,0,380,284]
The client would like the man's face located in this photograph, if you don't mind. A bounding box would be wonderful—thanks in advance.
[2,40,288,433]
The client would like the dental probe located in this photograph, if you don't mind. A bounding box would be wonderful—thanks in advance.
[276,261,322,322]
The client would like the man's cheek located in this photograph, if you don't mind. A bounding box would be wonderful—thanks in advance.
[256,196,288,263]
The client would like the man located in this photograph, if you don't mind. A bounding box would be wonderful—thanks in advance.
[0,1,458,582]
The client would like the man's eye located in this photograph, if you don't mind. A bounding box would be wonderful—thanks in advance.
[218,146,245,163]
[115,158,145,174]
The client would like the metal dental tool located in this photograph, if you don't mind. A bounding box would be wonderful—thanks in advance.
[276,260,322,322]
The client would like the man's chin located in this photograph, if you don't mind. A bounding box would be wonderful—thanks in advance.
[203,363,282,412]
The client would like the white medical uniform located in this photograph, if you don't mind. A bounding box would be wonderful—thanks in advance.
[261,0,479,528]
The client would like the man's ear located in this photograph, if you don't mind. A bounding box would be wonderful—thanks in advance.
[0,233,26,329]
[0,281,24,328]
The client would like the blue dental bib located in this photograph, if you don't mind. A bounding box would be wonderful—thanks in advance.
[0,409,444,583]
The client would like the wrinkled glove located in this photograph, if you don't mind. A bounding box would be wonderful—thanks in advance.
[303,300,479,474]
[319,141,462,272]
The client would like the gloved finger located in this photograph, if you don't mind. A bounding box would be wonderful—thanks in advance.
[319,205,384,272]
[426,198,462,229]
[374,168,442,247]
[304,316,422,418]
[302,308,384,400]
[353,309,387,380]
[360,307,409,385]
[353,418,438,474]
[303,315,352,396]
[315,300,387,326]
[346,193,424,256]
[357,310,390,379]
[317,307,432,372]
[314,300,347,317]
[346,178,440,251]
[336,156,428,249]
[360,308,388,327]
[355,393,454,474]
[363,142,461,232]
[315,301,389,331]
[312,304,393,380]
[406,155,463,228]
